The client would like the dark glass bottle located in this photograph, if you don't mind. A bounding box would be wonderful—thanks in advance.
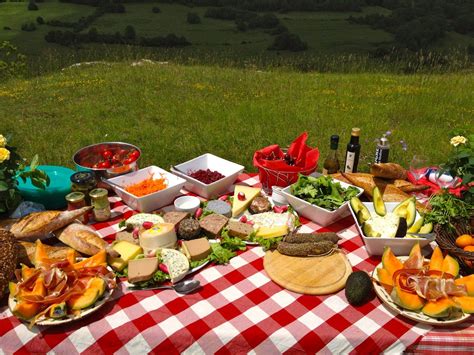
[344,128,361,173]
[322,135,340,175]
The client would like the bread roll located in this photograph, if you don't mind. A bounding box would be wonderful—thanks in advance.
[370,163,408,180]
[56,223,107,256]
[10,206,92,240]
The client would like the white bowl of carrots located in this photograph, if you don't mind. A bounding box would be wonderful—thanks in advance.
[106,166,186,212]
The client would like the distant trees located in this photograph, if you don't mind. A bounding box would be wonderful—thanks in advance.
[27,1,38,11]
[152,6,161,13]
[187,12,201,24]
[124,25,136,40]
[45,28,190,48]
[268,32,308,51]
[21,22,37,32]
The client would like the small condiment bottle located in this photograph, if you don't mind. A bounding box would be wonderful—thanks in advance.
[89,188,111,222]
[375,134,390,163]
[70,172,97,204]
[65,192,89,224]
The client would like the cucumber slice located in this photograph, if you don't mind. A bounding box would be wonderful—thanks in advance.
[419,222,433,234]
[407,217,424,233]
[350,197,371,224]
[372,187,386,216]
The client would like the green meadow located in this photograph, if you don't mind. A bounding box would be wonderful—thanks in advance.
[1,63,471,171]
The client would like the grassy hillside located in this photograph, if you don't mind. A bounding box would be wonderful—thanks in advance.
[1,62,471,172]
[1,1,472,67]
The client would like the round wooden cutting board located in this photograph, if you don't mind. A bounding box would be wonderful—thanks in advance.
[263,250,352,295]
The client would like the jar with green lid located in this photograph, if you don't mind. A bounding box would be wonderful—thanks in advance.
[89,188,111,222]
[71,171,97,203]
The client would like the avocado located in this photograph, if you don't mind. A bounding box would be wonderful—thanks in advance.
[419,222,433,234]
[350,197,371,224]
[395,217,408,238]
[372,187,386,216]
[345,271,374,306]
[393,197,416,228]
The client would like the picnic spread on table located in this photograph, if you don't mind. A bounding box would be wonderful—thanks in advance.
[0,131,473,353]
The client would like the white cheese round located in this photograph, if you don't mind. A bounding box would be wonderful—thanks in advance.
[139,223,177,252]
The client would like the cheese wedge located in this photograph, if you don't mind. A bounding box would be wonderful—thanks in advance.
[232,185,261,217]
[160,249,190,283]
[108,241,143,271]
[256,225,289,239]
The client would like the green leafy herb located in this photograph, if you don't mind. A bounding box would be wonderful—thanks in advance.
[424,192,473,231]
[115,267,128,278]
[118,220,126,229]
[247,230,258,242]
[209,243,236,264]
[220,228,247,251]
[290,174,359,211]
[190,257,210,269]
[256,236,283,251]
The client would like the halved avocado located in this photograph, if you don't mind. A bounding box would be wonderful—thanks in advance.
[419,222,433,234]
[362,222,382,238]
[49,302,67,319]
[351,197,371,224]
[395,217,408,238]
[393,197,416,228]
[372,187,386,216]
[407,216,424,233]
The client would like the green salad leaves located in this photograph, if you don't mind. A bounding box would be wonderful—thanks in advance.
[291,174,359,211]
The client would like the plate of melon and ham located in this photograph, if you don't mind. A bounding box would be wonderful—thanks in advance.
[372,243,473,325]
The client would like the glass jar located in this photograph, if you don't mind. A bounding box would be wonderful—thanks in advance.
[65,192,88,224]
[89,188,111,222]
[71,171,97,204]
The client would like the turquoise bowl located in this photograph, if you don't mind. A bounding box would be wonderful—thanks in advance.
[17,165,75,209]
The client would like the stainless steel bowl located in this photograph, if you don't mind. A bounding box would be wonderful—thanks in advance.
[72,142,141,179]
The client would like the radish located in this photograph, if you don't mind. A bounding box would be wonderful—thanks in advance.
[238,192,246,201]
[159,263,169,274]
[239,215,248,223]
[142,221,154,229]
[195,207,203,219]
[132,227,140,239]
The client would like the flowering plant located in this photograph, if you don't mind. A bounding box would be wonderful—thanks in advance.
[443,131,473,202]
[0,134,49,214]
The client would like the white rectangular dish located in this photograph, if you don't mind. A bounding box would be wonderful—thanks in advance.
[107,166,186,212]
[170,153,244,199]
[349,201,432,256]
[280,173,363,227]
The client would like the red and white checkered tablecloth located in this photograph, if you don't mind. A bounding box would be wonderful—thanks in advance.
[1,173,473,354]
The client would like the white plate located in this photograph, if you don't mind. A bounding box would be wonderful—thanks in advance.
[9,265,115,326]
[372,257,471,326]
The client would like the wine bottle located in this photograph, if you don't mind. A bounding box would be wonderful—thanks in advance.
[344,128,361,173]
[322,135,340,175]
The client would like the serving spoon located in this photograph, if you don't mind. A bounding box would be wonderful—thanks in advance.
[128,279,201,294]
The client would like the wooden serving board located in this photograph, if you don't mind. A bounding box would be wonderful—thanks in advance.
[263,250,352,295]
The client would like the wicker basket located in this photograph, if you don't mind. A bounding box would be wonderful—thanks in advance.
[435,220,474,275]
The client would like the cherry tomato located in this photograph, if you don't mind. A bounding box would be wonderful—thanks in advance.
[118,149,129,156]
[123,157,135,165]
[98,161,111,169]
[112,154,122,164]
[101,150,113,160]
[129,150,140,160]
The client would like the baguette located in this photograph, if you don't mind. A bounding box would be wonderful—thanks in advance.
[10,206,92,240]
[56,223,107,256]
[370,163,407,180]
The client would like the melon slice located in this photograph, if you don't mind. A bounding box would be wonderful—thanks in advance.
[403,243,423,269]
[453,296,474,314]
[391,285,425,311]
[442,254,460,278]
[422,297,461,318]
[454,275,474,297]
[382,247,403,278]
[429,246,444,273]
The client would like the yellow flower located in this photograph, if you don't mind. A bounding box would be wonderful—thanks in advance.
[0,134,6,147]
[450,135,467,147]
[0,147,10,163]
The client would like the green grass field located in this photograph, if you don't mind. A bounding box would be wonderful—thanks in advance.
[1,1,473,66]
[1,62,471,172]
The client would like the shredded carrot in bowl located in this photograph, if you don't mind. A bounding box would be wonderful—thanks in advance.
[125,175,168,197]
